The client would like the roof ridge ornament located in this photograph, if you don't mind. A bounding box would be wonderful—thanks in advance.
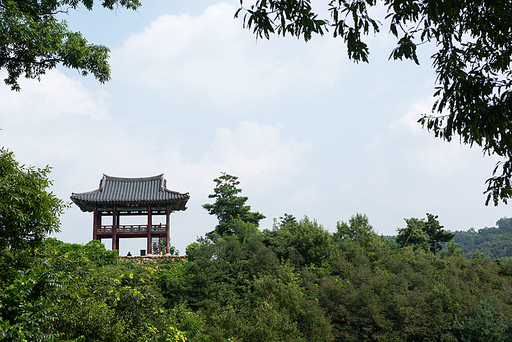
[99,174,108,192]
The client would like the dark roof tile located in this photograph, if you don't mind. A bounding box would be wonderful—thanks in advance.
[70,174,189,212]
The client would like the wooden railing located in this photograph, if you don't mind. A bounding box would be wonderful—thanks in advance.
[97,223,166,233]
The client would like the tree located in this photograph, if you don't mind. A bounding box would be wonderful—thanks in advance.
[0,238,191,341]
[236,0,512,205]
[441,240,463,258]
[453,218,512,260]
[0,148,66,250]
[334,213,376,247]
[423,213,454,255]
[453,301,512,342]
[396,217,429,251]
[267,215,332,268]
[0,0,141,90]
[203,172,265,236]
[396,213,454,255]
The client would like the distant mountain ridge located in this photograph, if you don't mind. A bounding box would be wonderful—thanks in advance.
[452,217,512,260]
[383,217,512,260]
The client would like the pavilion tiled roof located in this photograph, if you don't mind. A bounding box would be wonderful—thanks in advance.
[70,174,189,212]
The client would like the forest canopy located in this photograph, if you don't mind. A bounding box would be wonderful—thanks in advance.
[3,164,512,341]
[453,217,512,260]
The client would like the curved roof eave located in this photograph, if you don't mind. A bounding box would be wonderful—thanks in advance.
[70,174,190,212]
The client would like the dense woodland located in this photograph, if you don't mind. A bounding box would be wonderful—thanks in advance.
[4,216,512,341]
[452,218,512,261]
[2,157,512,342]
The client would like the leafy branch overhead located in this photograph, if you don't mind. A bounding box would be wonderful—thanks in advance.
[237,0,512,205]
[0,0,141,90]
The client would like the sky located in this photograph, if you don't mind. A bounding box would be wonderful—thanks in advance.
[1,1,510,255]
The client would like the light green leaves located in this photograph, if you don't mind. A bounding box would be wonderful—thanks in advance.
[0,148,67,250]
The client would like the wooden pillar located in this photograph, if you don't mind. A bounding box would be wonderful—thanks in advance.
[147,207,152,255]
[112,207,117,251]
[165,207,171,254]
[93,209,99,240]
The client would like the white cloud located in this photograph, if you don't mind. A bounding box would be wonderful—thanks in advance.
[403,141,473,177]
[0,69,112,167]
[389,98,432,136]
[112,2,346,107]
[0,70,111,124]
[285,183,321,207]
[0,76,311,251]
[202,121,312,179]
[386,97,480,177]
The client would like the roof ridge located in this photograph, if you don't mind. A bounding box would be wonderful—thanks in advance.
[102,174,164,182]
[71,174,189,212]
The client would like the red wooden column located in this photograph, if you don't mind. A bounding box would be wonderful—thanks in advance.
[112,207,117,251]
[116,210,120,252]
[147,207,152,254]
[93,209,99,240]
[165,207,171,254]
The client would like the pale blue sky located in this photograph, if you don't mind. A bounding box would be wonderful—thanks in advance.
[1,1,510,255]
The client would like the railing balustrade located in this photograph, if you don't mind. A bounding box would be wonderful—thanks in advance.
[97,223,166,233]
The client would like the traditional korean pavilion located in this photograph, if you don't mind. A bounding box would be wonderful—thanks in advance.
[70,174,189,255]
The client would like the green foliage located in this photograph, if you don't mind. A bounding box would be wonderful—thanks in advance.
[237,0,512,205]
[168,304,211,342]
[42,237,118,267]
[266,214,333,268]
[396,213,454,255]
[0,0,141,90]
[0,239,192,342]
[160,220,334,342]
[5,206,512,341]
[453,217,512,260]
[396,217,429,251]
[441,240,463,258]
[334,213,377,247]
[321,226,512,341]
[453,301,512,342]
[0,265,63,341]
[0,148,66,251]
[424,213,455,255]
[203,173,265,236]
[185,242,201,260]
[152,237,180,256]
